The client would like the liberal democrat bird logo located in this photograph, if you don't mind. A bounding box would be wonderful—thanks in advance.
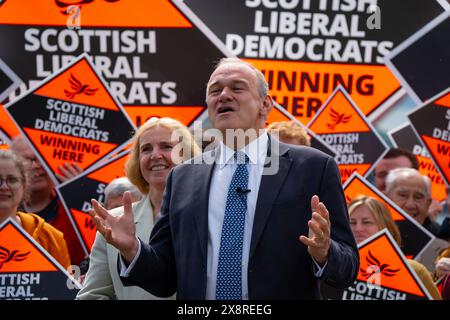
[360,250,400,279]
[0,245,31,270]
[327,107,352,130]
[64,73,98,99]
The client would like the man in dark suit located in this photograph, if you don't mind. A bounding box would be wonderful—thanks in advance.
[90,58,359,299]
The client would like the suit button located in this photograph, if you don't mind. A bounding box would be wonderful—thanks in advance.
[249,269,253,273]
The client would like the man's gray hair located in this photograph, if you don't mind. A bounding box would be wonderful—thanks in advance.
[385,168,431,197]
[212,58,269,98]
[104,177,143,207]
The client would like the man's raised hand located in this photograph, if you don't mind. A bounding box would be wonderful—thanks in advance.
[299,195,331,265]
[88,191,139,263]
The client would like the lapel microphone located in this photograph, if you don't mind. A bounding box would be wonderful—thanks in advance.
[236,187,251,195]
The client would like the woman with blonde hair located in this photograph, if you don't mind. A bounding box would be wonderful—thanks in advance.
[77,117,201,299]
[348,195,442,300]
[348,196,402,246]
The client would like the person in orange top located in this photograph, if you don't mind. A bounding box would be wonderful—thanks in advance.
[0,149,70,269]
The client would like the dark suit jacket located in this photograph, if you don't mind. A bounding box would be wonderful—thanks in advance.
[122,138,359,299]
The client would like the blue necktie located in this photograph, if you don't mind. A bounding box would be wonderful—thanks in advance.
[216,151,249,300]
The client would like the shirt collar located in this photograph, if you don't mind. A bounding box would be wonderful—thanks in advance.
[217,131,268,169]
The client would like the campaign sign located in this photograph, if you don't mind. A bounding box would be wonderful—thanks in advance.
[415,237,450,273]
[322,230,433,300]
[408,88,450,185]
[0,218,81,300]
[0,0,227,128]
[184,0,445,124]
[343,172,434,258]
[0,57,21,104]
[308,86,387,183]
[385,11,450,104]
[5,54,136,185]
[266,102,337,157]
[388,122,447,202]
[57,150,130,253]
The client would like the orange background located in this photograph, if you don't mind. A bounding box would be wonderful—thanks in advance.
[248,59,400,125]
[0,0,192,28]
[358,234,426,297]
[0,224,58,272]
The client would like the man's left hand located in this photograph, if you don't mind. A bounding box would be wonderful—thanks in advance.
[299,195,331,265]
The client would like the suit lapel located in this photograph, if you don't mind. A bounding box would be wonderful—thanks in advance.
[193,151,216,265]
[249,140,292,259]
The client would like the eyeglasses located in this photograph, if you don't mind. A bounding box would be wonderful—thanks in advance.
[0,176,22,189]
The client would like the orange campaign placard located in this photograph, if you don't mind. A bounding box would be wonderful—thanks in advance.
[308,86,388,183]
[183,0,445,124]
[250,59,400,123]
[322,229,432,300]
[345,230,431,299]
[343,172,434,259]
[4,54,136,186]
[0,0,192,28]
[0,0,228,132]
[408,88,450,186]
[0,218,80,300]
[266,102,337,157]
[125,106,206,128]
[388,122,447,202]
[57,150,130,253]
[266,105,291,124]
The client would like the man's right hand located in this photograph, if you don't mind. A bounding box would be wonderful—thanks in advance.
[88,191,138,263]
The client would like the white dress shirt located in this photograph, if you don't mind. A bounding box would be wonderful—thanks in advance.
[120,132,326,299]
[205,132,268,300]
